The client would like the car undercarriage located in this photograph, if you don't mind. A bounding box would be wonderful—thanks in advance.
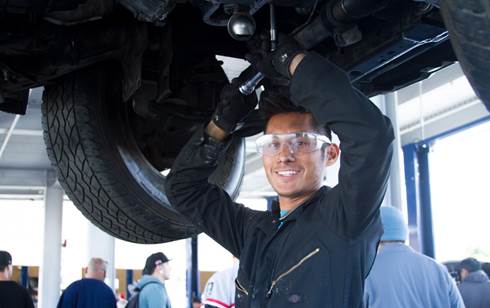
[0,0,488,242]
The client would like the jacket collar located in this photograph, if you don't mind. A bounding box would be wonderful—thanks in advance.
[271,186,328,223]
[464,270,490,283]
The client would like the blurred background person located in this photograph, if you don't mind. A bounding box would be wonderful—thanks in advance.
[363,206,464,308]
[57,257,116,308]
[202,262,238,308]
[458,257,490,308]
[0,250,34,308]
[133,252,172,308]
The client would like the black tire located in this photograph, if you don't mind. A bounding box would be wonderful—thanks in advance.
[440,0,490,111]
[41,64,245,243]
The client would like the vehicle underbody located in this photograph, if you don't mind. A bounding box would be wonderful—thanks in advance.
[0,0,488,242]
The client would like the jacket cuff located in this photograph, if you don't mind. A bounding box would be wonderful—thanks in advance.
[195,126,231,164]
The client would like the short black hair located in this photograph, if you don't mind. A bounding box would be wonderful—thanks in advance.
[460,257,481,273]
[260,89,332,140]
[0,250,12,271]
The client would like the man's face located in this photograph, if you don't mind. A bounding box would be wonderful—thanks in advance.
[263,113,330,204]
[460,268,469,281]
[158,262,171,281]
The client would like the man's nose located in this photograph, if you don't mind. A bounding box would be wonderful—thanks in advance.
[277,142,295,162]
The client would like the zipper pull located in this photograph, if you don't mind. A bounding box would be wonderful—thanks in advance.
[266,286,273,298]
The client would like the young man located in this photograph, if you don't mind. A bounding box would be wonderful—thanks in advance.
[135,252,172,308]
[363,206,464,307]
[0,250,34,308]
[166,34,394,307]
[57,257,116,308]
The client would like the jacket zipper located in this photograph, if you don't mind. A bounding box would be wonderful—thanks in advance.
[266,247,320,297]
[235,278,249,296]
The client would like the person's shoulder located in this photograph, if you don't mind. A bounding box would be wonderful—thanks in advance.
[0,281,30,295]
[62,279,84,292]
[139,280,164,295]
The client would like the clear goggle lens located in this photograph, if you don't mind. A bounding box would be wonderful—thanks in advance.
[255,132,330,156]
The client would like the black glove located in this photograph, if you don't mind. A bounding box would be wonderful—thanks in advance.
[247,33,304,80]
[212,70,258,134]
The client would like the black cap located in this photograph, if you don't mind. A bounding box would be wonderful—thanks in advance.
[460,257,481,273]
[0,251,12,270]
[143,252,170,275]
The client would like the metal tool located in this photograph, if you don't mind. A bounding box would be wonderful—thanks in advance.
[228,11,256,41]
[239,2,277,95]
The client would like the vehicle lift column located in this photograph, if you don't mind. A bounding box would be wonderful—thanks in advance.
[38,173,64,308]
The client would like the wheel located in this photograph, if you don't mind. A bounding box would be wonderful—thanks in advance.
[440,0,490,111]
[41,63,245,243]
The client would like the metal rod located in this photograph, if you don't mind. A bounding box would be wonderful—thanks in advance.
[239,1,277,95]
[0,114,20,160]
[270,2,277,51]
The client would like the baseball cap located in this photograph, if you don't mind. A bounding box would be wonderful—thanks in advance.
[143,252,170,275]
[0,251,12,269]
[460,257,481,273]
[380,206,408,242]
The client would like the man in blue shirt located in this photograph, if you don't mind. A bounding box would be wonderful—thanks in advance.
[363,206,464,308]
[57,257,116,308]
[135,252,172,308]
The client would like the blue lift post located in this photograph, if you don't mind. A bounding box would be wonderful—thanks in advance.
[21,266,29,289]
[415,142,435,258]
[126,269,133,299]
[187,235,199,308]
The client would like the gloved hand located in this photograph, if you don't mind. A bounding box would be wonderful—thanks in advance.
[212,69,258,134]
[247,33,304,80]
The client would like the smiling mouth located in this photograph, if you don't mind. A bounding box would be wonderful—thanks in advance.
[275,170,299,177]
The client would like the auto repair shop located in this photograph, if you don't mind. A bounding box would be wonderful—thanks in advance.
[1,0,490,308]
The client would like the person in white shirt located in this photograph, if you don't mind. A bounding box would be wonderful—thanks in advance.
[202,263,239,308]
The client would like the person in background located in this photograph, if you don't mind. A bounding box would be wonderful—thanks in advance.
[458,257,490,308]
[363,206,464,308]
[135,252,172,308]
[57,257,116,308]
[202,262,239,308]
[0,250,34,308]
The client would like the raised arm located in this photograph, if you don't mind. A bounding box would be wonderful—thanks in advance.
[165,75,263,257]
[248,33,394,237]
[289,52,394,237]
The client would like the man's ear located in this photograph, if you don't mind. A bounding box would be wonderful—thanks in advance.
[325,144,340,167]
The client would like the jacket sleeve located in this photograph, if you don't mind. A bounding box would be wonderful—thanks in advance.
[165,128,265,257]
[290,52,394,237]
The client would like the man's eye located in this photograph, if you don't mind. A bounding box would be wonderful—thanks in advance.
[268,141,280,149]
[294,139,309,147]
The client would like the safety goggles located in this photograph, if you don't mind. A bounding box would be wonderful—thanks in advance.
[255,132,330,156]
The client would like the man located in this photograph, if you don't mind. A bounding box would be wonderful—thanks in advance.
[166,34,394,307]
[57,257,116,308]
[135,252,172,308]
[0,250,34,308]
[458,257,490,308]
[363,206,464,307]
[202,263,239,308]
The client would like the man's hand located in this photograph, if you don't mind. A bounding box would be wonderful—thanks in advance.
[247,33,305,79]
[209,73,258,140]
